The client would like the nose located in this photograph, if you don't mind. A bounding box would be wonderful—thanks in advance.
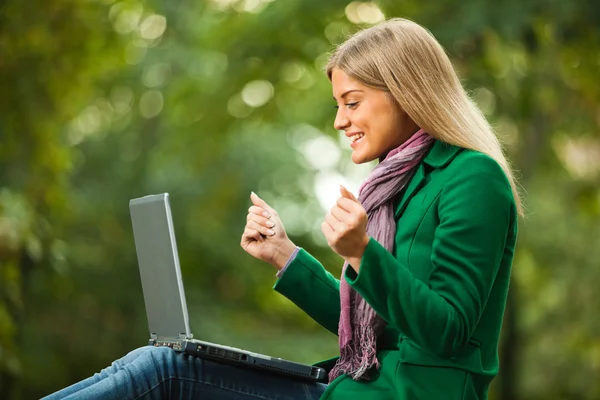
[334,107,350,131]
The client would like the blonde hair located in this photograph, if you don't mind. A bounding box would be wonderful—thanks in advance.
[326,18,523,216]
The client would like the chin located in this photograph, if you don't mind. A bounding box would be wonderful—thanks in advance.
[351,151,377,164]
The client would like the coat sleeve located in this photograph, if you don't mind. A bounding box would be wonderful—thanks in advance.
[345,154,516,358]
[273,249,341,335]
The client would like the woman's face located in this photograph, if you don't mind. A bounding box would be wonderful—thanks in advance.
[331,68,419,164]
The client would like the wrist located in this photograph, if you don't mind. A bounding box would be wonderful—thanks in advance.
[346,235,369,273]
[271,240,297,271]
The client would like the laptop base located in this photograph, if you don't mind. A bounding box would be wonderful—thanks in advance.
[149,338,328,383]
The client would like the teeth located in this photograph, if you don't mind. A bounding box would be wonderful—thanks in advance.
[350,133,364,142]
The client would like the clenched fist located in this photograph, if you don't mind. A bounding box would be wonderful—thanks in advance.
[240,192,297,271]
[321,185,370,272]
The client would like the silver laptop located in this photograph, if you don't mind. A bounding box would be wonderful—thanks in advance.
[129,193,327,383]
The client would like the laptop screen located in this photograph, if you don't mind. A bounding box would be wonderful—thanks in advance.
[129,193,192,340]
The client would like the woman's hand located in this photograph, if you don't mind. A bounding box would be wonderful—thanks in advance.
[241,192,297,271]
[321,185,370,272]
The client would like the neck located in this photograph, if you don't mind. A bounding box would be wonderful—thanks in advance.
[378,128,426,162]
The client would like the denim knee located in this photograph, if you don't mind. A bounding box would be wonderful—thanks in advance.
[143,346,183,378]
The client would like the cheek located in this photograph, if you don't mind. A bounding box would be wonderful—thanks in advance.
[353,108,372,134]
[377,106,401,135]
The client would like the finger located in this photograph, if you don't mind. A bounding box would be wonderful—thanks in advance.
[242,228,263,243]
[325,212,345,233]
[247,213,275,228]
[248,205,271,219]
[321,220,335,239]
[336,197,362,214]
[330,204,353,225]
[250,192,275,214]
[246,228,263,241]
[247,220,275,237]
[340,185,359,203]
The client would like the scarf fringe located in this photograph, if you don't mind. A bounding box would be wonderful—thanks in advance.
[329,322,381,382]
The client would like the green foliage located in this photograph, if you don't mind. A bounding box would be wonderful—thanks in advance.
[0,0,599,398]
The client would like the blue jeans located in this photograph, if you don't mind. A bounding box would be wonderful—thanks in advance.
[42,346,327,399]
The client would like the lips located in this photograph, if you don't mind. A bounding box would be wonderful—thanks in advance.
[350,133,364,149]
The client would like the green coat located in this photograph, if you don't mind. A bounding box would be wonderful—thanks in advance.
[273,140,518,400]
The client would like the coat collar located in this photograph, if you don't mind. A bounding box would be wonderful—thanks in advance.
[393,140,463,219]
[423,139,463,169]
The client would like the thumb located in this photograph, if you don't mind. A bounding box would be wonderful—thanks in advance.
[250,191,274,212]
[340,185,359,203]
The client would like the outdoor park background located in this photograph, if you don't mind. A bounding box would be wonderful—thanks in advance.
[1,0,599,398]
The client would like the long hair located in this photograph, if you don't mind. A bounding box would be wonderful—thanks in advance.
[326,18,524,216]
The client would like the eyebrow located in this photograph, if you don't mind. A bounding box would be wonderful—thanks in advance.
[333,89,364,101]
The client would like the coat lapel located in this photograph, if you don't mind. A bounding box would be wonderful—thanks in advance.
[394,163,425,220]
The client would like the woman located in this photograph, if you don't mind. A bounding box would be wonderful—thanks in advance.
[44,18,521,400]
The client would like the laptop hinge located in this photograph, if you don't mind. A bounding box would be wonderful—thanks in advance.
[149,333,189,341]
[149,333,157,346]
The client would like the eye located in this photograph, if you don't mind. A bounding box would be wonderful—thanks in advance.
[333,102,359,110]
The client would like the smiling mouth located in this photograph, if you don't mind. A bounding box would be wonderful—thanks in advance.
[349,133,364,143]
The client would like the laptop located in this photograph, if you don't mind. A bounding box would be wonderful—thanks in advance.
[129,193,328,383]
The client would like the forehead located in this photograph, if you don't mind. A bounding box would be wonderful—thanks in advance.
[331,68,367,99]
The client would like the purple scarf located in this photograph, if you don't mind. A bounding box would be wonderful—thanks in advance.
[328,129,435,382]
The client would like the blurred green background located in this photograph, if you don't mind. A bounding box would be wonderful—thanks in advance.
[1,0,599,398]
